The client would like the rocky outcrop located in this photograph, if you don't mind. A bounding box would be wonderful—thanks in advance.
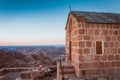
[15,47,65,61]
[0,46,65,69]
[0,49,27,69]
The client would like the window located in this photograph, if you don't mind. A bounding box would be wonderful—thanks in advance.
[96,41,102,54]
[69,41,72,61]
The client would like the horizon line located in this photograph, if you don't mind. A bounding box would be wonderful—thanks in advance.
[0,44,65,46]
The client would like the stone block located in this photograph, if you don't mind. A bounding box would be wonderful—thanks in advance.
[21,71,31,79]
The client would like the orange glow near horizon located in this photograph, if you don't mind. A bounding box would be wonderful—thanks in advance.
[0,40,65,45]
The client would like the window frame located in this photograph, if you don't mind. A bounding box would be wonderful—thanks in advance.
[96,41,104,55]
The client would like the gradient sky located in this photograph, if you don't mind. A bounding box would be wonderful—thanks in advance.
[0,0,120,45]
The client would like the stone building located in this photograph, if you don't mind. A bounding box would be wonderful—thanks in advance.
[65,11,120,77]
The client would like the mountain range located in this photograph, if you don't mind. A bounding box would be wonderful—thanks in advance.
[0,46,65,69]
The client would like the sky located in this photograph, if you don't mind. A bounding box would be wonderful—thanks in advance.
[0,0,120,45]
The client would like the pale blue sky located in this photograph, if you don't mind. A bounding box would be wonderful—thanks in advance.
[0,0,120,45]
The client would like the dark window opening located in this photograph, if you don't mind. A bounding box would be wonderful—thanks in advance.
[81,70,86,76]
[69,41,72,61]
[96,41,102,54]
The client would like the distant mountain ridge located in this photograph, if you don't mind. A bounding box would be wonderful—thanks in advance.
[0,46,65,69]
[0,45,65,50]
[15,47,65,61]
[0,49,27,68]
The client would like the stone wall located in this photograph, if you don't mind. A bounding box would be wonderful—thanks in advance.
[66,15,120,77]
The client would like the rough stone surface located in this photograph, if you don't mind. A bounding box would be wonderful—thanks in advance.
[97,77,107,80]
[20,71,31,79]
[65,11,120,78]
[0,76,11,80]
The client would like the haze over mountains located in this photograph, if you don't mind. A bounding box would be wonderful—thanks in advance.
[0,45,65,69]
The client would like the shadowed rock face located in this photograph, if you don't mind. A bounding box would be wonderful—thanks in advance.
[0,47,65,69]
[0,50,28,69]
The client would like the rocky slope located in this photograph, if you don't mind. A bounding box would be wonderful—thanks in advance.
[0,46,65,69]
[0,49,27,69]
[15,47,65,61]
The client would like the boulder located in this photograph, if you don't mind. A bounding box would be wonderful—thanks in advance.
[20,71,31,79]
